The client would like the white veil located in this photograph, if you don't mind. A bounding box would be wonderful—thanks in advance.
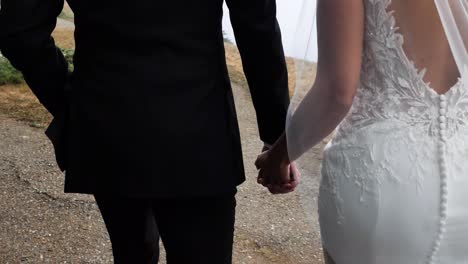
[285,0,319,225]
[435,0,468,80]
[286,0,318,163]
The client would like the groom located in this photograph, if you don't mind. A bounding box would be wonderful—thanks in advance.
[0,0,290,263]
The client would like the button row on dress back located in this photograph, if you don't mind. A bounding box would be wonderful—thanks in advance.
[427,95,450,264]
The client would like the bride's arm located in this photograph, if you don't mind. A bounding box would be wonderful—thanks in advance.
[287,0,365,161]
[257,0,365,188]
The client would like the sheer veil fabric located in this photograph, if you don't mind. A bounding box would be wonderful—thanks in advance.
[435,0,468,80]
[286,0,318,163]
[285,0,319,226]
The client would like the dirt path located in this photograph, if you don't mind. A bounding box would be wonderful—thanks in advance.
[0,83,325,263]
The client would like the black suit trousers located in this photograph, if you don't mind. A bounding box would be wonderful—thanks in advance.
[94,191,237,264]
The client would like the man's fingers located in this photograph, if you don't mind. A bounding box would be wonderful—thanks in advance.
[257,170,268,187]
[255,154,266,170]
[267,184,296,194]
[257,176,264,185]
[257,159,301,194]
[255,158,261,170]
[257,170,272,187]
[267,185,282,194]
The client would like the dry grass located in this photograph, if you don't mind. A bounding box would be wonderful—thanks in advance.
[0,4,74,127]
[0,23,74,126]
[0,84,51,127]
[224,43,298,96]
[52,28,75,49]
[291,61,317,101]
[224,43,247,87]
[59,1,74,22]
[53,0,76,50]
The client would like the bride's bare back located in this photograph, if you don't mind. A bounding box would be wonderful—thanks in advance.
[389,0,460,94]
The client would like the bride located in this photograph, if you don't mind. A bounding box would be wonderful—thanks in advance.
[256,0,468,263]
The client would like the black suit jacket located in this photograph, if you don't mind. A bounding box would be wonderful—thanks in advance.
[0,0,289,197]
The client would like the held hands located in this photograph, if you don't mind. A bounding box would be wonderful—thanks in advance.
[255,144,300,194]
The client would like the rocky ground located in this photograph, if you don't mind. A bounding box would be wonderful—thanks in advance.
[0,81,326,264]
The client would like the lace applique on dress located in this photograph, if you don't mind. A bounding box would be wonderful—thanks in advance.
[318,1,468,263]
[325,0,468,196]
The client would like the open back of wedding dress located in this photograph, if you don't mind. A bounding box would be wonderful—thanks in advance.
[287,0,468,263]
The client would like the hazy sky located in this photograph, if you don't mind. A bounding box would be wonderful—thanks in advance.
[222,0,318,61]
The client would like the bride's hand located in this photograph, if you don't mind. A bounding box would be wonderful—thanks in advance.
[255,147,300,194]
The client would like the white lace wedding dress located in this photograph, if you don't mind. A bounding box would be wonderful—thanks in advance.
[319,0,468,263]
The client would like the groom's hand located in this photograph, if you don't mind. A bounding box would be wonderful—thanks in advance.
[262,145,271,152]
[265,162,300,194]
[255,150,300,194]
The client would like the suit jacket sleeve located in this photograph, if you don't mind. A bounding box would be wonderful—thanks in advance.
[0,0,69,116]
[225,0,290,145]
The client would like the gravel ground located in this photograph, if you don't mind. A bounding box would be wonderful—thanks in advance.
[0,82,326,263]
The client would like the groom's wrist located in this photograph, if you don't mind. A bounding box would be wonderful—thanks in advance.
[263,142,273,149]
[270,134,291,166]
